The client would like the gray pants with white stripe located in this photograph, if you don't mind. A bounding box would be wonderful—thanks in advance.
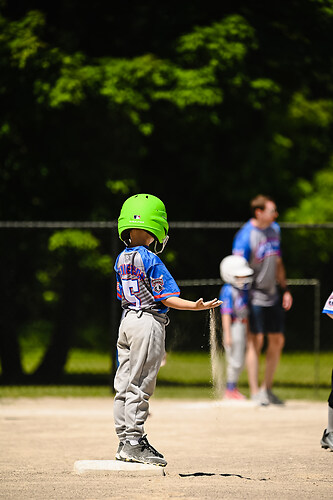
[113,310,166,442]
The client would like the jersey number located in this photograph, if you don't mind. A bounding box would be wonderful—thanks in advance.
[122,279,140,308]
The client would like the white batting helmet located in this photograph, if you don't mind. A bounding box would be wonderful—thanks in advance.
[220,255,254,289]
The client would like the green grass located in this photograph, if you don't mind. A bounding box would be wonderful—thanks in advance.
[20,348,112,375]
[154,350,331,401]
[0,385,112,398]
[0,349,331,400]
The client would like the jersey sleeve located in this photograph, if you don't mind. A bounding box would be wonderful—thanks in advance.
[148,261,180,302]
[116,272,123,301]
[114,255,123,301]
[232,226,252,261]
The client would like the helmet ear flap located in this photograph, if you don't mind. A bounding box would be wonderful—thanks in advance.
[121,229,131,246]
[154,235,169,254]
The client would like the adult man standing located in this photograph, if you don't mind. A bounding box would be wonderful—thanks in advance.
[232,195,293,405]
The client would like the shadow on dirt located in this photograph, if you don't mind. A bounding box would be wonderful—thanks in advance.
[179,472,268,481]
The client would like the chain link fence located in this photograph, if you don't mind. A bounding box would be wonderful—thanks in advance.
[0,221,331,394]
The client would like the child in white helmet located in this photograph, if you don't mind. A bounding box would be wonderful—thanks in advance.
[114,193,222,467]
[218,255,254,400]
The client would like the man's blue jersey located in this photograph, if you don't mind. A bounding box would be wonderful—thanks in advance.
[219,284,249,321]
[232,220,281,262]
[114,246,180,314]
[232,220,281,306]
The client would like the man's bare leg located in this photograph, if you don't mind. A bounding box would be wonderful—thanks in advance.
[246,332,264,396]
[263,332,285,390]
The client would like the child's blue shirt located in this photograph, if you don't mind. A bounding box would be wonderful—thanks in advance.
[219,284,249,321]
[114,245,180,314]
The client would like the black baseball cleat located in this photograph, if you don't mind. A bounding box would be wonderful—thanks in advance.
[119,435,167,466]
[320,429,333,451]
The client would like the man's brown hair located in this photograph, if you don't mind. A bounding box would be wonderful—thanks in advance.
[250,195,275,218]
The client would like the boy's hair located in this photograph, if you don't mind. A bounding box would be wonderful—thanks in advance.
[250,194,274,218]
[121,228,155,246]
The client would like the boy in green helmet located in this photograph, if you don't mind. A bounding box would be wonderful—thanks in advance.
[114,193,221,467]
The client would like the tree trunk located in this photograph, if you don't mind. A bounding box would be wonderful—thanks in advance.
[33,256,79,383]
[0,263,24,383]
[0,325,24,383]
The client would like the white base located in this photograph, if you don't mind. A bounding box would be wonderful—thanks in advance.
[74,460,165,476]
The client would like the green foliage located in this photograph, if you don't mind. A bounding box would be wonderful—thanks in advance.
[313,0,333,17]
[106,179,137,195]
[0,10,45,68]
[0,11,260,135]
[177,15,257,67]
[46,15,256,117]
[283,159,333,270]
[2,3,333,215]
[48,230,99,252]
[48,230,105,269]
[152,66,223,109]
[248,79,281,110]
[47,54,98,107]
[289,92,333,128]
[286,157,333,223]
[48,230,112,273]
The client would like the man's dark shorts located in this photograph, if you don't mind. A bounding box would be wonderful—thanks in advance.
[249,302,285,334]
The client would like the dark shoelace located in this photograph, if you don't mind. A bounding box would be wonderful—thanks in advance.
[138,435,163,457]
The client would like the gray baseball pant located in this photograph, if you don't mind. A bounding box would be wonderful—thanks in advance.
[225,321,246,384]
[113,310,166,442]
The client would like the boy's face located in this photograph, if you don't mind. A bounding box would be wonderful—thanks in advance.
[234,274,253,289]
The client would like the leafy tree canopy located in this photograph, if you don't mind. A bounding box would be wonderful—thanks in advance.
[1,1,333,221]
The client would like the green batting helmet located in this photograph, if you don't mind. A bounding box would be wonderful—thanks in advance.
[118,194,169,247]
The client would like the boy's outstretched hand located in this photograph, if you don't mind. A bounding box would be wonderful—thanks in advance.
[162,296,222,311]
[195,298,222,310]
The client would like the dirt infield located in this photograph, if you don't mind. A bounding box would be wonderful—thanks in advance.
[0,397,332,499]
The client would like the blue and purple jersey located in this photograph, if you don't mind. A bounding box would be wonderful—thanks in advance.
[219,284,249,321]
[114,246,180,314]
[232,220,281,306]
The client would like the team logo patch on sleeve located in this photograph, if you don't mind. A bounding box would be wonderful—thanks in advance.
[151,275,164,293]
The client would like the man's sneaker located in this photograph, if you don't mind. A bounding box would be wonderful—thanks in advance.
[320,429,333,451]
[251,389,270,406]
[266,389,285,405]
[224,388,247,400]
[115,441,125,460]
[120,435,167,467]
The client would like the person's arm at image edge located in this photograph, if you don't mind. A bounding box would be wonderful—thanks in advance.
[276,256,293,311]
